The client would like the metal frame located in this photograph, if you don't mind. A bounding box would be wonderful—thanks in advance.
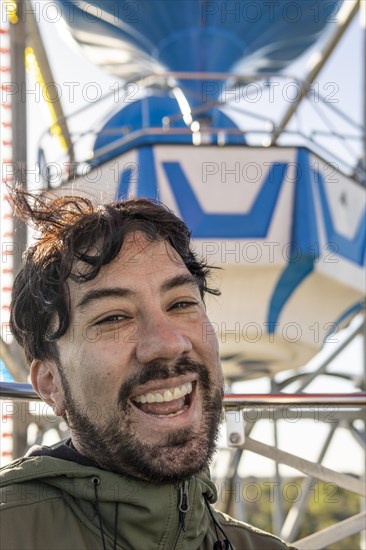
[1,382,365,407]
[36,70,365,185]
[1,382,365,548]
[270,0,361,144]
[215,317,366,548]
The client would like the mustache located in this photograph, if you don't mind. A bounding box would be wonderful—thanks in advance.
[117,356,211,407]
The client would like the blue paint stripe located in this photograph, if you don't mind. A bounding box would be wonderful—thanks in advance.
[292,148,319,257]
[266,148,318,332]
[162,161,288,238]
[116,167,133,199]
[266,257,314,333]
[315,170,366,266]
[136,146,159,199]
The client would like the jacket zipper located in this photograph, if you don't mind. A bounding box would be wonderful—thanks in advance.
[179,479,190,532]
[173,480,190,549]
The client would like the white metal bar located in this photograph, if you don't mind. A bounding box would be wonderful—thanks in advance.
[295,315,365,393]
[244,437,365,496]
[280,423,339,541]
[224,394,366,407]
[270,0,361,144]
[1,382,366,407]
[294,511,366,549]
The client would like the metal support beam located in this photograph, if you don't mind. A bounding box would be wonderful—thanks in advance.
[244,436,365,496]
[2,382,366,406]
[271,379,285,536]
[363,2,366,173]
[25,0,74,169]
[7,0,28,382]
[294,511,366,549]
[270,0,361,145]
[9,0,27,279]
[295,315,365,393]
[280,423,339,541]
[272,417,284,536]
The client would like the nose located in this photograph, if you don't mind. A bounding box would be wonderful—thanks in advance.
[135,311,192,365]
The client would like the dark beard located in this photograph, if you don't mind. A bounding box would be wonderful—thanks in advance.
[58,357,224,483]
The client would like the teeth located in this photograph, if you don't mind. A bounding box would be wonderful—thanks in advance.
[155,406,188,417]
[173,386,183,400]
[163,389,174,401]
[134,382,192,404]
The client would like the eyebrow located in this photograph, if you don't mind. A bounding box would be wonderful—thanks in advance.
[76,288,133,310]
[160,273,199,294]
[76,273,199,310]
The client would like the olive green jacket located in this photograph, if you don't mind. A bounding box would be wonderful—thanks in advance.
[1,453,296,550]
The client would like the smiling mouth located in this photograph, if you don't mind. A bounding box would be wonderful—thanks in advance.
[131,381,195,417]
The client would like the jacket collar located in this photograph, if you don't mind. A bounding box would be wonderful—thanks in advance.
[1,448,218,549]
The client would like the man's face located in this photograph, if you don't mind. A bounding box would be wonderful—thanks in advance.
[51,232,223,482]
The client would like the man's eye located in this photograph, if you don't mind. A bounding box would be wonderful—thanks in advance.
[95,315,128,325]
[171,301,198,310]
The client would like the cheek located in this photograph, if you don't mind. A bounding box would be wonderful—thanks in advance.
[58,343,96,400]
[201,318,220,353]
[75,343,128,398]
[207,334,223,383]
[195,320,222,375]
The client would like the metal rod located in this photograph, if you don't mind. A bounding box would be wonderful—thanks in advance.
[224,394,366,407]
[270,0,361,145]
[1,382,365,406]
[25,0,74,165]
[0,383,39,401]
[294,511,366,549]
[244,437,365,496]
[7,0,28,383]
[280,422,339,541]
[295,316,365,393]
[88,126,360,174]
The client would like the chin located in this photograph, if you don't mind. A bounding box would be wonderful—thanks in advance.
[122,429,216,483]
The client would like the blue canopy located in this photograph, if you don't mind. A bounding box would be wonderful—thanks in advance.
[55,0,343,100]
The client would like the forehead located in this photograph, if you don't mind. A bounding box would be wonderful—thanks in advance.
[117,231,181,264]
[108,231,187,278]
[68,232,193,302]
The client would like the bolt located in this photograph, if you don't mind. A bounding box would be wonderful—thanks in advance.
[229,432,241,444]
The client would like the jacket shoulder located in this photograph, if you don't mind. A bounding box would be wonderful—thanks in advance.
[0,476,100,550]
[1,458,58,507]
[214,510,297,550]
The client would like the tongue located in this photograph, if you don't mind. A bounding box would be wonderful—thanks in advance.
[136,397,186,416]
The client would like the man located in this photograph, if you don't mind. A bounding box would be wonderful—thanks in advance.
[1,188,296,549]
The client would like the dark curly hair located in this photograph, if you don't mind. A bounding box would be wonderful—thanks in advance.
[9,187,219,365]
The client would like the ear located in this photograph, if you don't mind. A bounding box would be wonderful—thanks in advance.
[30,359,66,417]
